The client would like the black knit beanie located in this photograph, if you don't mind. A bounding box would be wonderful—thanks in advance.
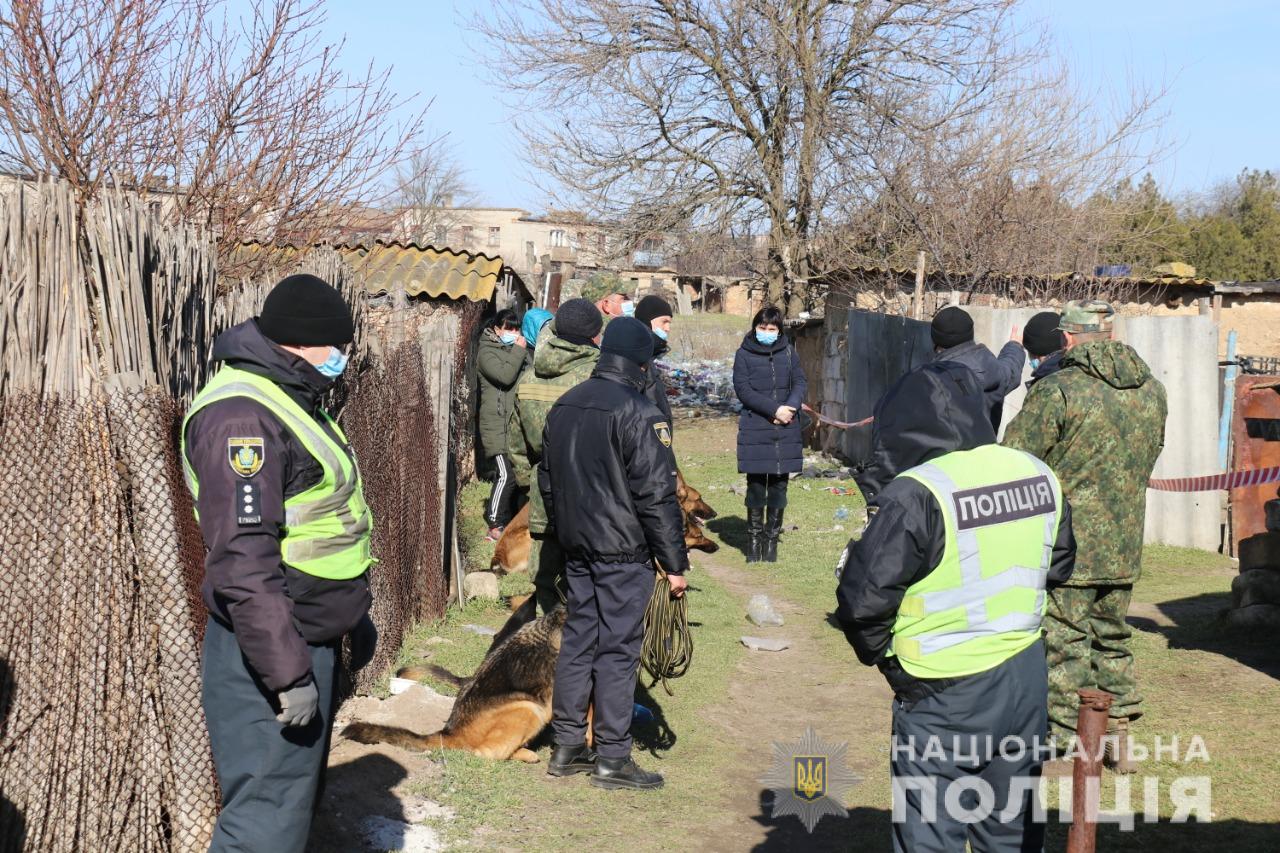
[931,306,973,349]
[1023,311,1065,357]
[634,294,673,327]
[600,317,655,366]
[554,298,603,343]
[257,274,355,346]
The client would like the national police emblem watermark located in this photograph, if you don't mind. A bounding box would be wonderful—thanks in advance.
[760,727,860,832]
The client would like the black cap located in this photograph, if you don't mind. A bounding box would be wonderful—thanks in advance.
[635,295,673,326]
[931,306,973,349]
[1024,312,1065,357]
[600,316,655,366]
[554,298,603,342]
[257,274,355,346]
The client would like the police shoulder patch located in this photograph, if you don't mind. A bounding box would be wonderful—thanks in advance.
[227,437,265,478]
[653,421,672,447]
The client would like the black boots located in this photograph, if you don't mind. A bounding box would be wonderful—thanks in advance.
[547,743,597,777]
[746,507,764,563]
[589,756,665,790]
[763,507,784,562]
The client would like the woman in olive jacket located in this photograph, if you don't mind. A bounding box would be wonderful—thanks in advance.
[477,309,528,538]
[733,304,807,562]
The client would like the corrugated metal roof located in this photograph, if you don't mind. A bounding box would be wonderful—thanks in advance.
[230,239,518,302]
[827,265,1215,289]
[338,240,507,301]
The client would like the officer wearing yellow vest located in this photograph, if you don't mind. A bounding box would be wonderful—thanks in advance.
[182,274,375,853]
[837,362,1076,853]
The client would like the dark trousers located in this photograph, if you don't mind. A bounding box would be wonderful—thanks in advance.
[202,618,337,853]
[551,559,655,759]
[484,453,520,527]
[745,473,789,509]
[891,639,1048,853]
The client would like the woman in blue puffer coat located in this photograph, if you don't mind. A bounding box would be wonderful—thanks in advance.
[733,304,807,563]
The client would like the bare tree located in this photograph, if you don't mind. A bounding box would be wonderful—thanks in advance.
[0,0,424,267]
[390,133,475,244]
[476,1,1165,311]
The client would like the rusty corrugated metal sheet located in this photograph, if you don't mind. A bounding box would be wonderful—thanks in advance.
[1231,377,1280,563]
[230,240,509,302]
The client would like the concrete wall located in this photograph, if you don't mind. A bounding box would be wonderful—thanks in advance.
[967,307,1221,552]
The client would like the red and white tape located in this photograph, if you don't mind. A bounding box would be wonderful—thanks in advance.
[1147,466,1280,493]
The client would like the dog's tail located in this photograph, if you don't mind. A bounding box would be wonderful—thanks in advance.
[343,721,456,752]
[397,664,468,688]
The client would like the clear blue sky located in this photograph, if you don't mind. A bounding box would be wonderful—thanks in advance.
[325,0,1280,210]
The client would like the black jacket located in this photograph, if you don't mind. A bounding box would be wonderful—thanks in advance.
[836,362,1075,682]
[733,333,808,475]
[184,320,371,691]
[644,333,674,428]
[539,353,689,575]
[1026,349,1066,390]
[932,340,1025,433]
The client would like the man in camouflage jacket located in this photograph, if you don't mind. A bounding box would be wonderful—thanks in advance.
[507,299,602,611]
[1003,301,1167,767]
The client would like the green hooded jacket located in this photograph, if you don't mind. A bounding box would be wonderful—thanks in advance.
[508,324,600,534]
[1004,339,1167,586]
[476,328,529,458]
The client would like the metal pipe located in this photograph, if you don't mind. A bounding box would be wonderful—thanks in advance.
[1067,688,1114,853]
[1219,330,1238,471]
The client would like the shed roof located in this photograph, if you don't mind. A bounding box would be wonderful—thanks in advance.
[233,239,528,302]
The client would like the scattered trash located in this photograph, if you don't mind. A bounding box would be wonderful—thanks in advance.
[801,483,812,491]
[388,677,417,695]
[741,636,791,652]
[746,594,784,627]
[632,703,655,724]
[462,624,497,636]
[827,486,859,496]
[657,356,740,412]
[834,506,850,522]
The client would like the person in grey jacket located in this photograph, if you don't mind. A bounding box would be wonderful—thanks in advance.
[930,306,1025,433]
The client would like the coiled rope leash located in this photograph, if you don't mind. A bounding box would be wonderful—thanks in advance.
[642,569,692,696]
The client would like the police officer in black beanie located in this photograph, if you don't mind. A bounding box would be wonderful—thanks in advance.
[540,317,689,789]
[1023,311,1066,390]
[930,305,1026,433]
[634,294,675,427]
[182,273,376,853]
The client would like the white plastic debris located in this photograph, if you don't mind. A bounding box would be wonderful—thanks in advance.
[741,636,791,652]
[746,594,784,627]
[388,677,416,696]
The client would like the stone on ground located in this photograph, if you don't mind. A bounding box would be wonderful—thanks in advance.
[463,571,501,600]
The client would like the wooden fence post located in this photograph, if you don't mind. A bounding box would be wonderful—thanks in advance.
[911,251,926,320]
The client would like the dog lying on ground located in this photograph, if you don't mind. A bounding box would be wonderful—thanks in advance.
[491,468,718,574]
[344,598,584,763]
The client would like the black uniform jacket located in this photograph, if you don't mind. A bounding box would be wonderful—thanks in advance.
[538,353,690,575]
[184,320,371,692]
[837,363,1076,681]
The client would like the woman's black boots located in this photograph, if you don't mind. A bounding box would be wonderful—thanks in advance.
[746,507,764,563]
[763,508,784,562]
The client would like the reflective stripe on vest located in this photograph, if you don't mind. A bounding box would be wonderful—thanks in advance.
[892,444,1062,678]
[181,367,374,580]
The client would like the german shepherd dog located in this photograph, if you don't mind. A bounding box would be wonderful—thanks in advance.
[490,468,718,574]
[344,599,579,763]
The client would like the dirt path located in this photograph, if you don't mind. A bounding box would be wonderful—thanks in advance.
[688,548,896,852]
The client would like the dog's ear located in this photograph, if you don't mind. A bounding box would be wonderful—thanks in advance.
[487,594,538,653]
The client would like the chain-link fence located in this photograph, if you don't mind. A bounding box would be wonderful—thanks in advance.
[0,182,470,851]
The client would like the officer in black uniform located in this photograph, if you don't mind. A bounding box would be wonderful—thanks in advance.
[182,275,375,853]
[539,317,689,790]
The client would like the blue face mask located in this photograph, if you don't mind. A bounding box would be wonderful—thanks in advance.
[1029,358,1042,370]
[499,331,519,346]
[654,327,668,342]
[315,346,349,379]
[755,329,779,346]
[621,300,635,317]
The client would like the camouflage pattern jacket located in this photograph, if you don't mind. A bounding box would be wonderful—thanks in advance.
[1003,340,1167,586]
[508,328,600,535]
